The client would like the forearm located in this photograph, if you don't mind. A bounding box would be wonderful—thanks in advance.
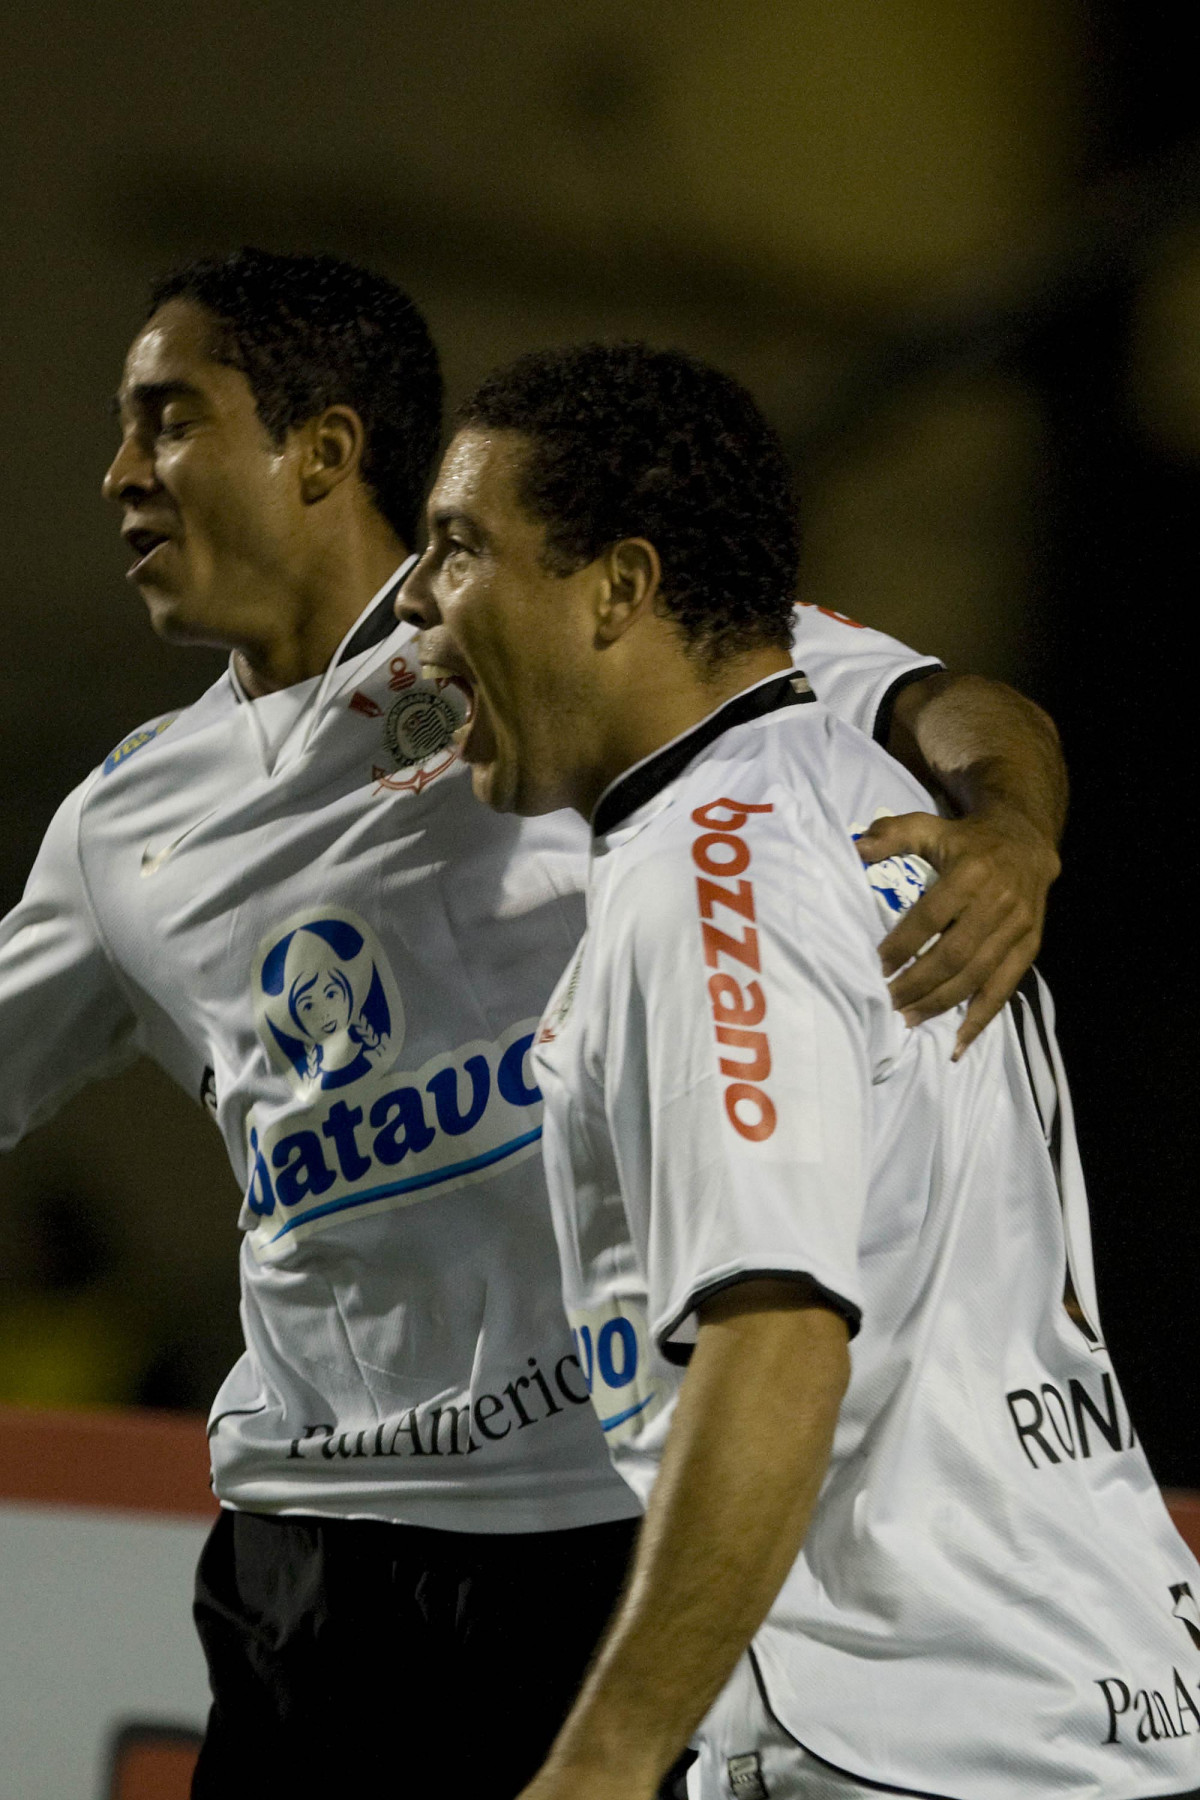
[532,1287,850,1798]
[889,672,1067,850]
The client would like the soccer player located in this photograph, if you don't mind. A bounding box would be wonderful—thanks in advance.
[400,341,1200,1800]
[0,251,1064,1797]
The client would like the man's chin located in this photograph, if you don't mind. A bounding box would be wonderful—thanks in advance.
[468,758,516,814]
[139,586,219,648]
[468,756,563,818]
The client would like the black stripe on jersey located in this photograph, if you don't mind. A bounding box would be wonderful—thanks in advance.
[657,1267,862,1367]
[335,566,413,666]
[871,661,945,747]
[1010,970,1100,1347]
[593,671,816,838]
[1010,971,1061,1169]
[207,1402,267,1439]
[1007,979,1065,1173]
[746,1647,965,1799]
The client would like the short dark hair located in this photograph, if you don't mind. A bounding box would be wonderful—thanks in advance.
[458,342,799,661]
[148,248,443,545]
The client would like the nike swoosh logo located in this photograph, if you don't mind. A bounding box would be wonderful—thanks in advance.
[140,811,217,877]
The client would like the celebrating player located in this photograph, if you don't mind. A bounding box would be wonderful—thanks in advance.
[2,251,1065,1797]
[400,341,1200,1800]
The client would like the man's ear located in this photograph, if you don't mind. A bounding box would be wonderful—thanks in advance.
[298,406,366,503]
[595,538,662,644]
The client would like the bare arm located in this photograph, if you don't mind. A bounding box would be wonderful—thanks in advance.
[518,1281,851,1800]
[858,672,1066,1059]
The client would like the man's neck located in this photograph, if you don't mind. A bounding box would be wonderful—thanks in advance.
[234,538,408,699]
[579,645,792,819]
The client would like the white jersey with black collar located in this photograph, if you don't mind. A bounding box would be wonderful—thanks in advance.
[533,672,1200,1796]
[0,575,938,1531]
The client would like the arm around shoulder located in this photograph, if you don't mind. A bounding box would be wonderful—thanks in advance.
[858,671,1067,1058]
[885,670,1067,848]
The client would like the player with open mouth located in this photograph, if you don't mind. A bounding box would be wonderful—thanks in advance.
[400,340,1199,1800]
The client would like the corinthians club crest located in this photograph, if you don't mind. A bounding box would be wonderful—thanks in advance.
[253,908,405,1094]
[373,669,467,796]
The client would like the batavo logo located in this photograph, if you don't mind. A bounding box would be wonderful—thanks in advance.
[242,1018,543,1260]
[568,1297,666,1446]
[254,909,404,1096]
[690,797,777,1143]
[246,909,542,1259]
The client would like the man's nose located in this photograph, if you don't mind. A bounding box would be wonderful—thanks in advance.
[394,549,440,627]
[101,433,157,506]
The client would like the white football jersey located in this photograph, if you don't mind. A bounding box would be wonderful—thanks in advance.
[534,672,1200,1797]
[0,570,938,1531]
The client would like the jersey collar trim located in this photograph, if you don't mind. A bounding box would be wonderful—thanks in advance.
[226,554,418,706]
[592,670,815,839]
[334,554,418,666]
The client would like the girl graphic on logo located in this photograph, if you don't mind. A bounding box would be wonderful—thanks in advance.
[257,916,398,1091]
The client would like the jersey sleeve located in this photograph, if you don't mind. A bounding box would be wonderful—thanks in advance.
[791,603,943,744]
[601,797,884,1357]
[0,780,139,1150]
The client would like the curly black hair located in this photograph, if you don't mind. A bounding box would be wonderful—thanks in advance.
[148,248,443,546]
[457,342,799,662]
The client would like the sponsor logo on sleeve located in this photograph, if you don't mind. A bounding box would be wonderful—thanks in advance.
[245,907,543,1258]
[690,797,777,1144]
[568,1297,666,1446]
[851,810,935,917]
[102,715,176,775]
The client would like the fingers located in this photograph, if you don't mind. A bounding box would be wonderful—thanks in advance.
[883,865,1026,1005]
[856,812,950,869]
[952,936,1040,1061]
[890,911,1026,1023]
[878,881,966,979]
[862,809,1055,1052]
[886,872,1042,1015]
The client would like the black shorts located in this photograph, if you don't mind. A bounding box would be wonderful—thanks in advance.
[191,1506,691,1799]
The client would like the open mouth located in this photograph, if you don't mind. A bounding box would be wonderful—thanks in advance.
[420,662,477,740]
[123,527,173,578]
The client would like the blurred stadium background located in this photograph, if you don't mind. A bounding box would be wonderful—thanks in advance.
[1,0,1195,1510]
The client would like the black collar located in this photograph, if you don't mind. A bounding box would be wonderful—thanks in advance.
[335,559,416,666]
[592,671,814,838]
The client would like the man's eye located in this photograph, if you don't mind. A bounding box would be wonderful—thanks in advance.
[158,417,194,440]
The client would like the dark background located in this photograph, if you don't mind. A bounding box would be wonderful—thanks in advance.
[1,1,1196,1479]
